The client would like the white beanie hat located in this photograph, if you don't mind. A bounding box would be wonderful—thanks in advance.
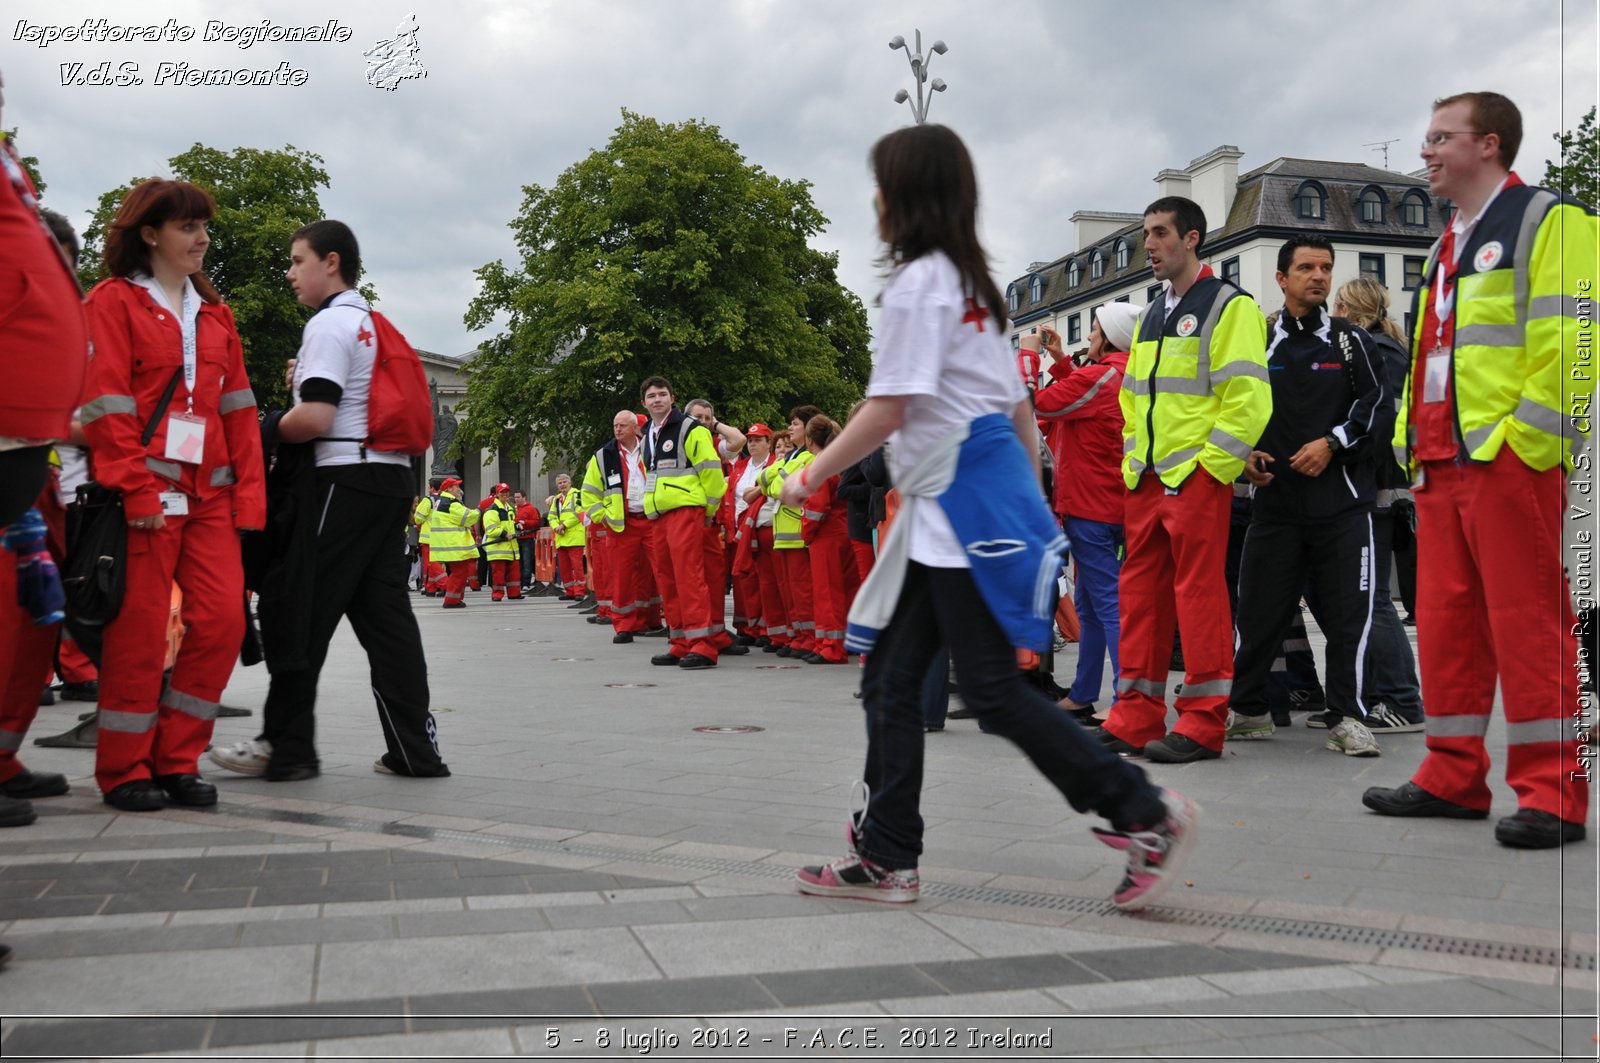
[1096,302,1141,353]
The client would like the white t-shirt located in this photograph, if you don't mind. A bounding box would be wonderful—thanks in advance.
[619,442,646,514]
[866,251,1025,567]
[734,456,766,520]
[292,290,410,468]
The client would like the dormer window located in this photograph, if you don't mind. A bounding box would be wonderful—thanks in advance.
[1358,186,1386,224]
[1295,180,1326,220]
[1067,259,1081,288]
[1007,284,1020,313]
[1400,189,1429,227]
[1114,239,1130,271]
[1090,249,1106,280]
[1028,274,1044,303]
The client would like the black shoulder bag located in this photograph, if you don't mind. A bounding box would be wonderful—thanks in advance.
[62,368,184,627]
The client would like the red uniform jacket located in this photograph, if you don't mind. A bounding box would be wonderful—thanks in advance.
[1035,350,1128,525]
[516,502,541,538]
[799,472,849,546]
[81,278,265,526]
[0,146,88,440]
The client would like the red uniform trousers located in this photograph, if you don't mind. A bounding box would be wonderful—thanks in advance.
[777,546,817,652]
[700,523,732,648]
[443,560,472,605]
[488,559,523,600]
[753,527,789,646]
[808,525,858,663]
[420,544,446,593]
[556,544,586,598]
[1104,471,1233,752]
[851,540,876,585]
[607,517,659,633]
[56,627,98,683]
[96,490,244,792]
[588,529,612,617]
[648,506,721,660]
[1411,453,1587,822]
[0,545,56,786]
[728,540,757,635]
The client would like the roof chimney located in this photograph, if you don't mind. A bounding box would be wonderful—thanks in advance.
[1187,145,1244,230]
[1153,168,1191,203]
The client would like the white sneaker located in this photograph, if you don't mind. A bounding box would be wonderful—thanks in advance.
[208,739,271,776]
[1326,719,1381,757]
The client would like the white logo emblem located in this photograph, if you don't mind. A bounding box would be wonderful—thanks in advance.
[1474,240,1504,272]
[661,439,674,454]
[364,13,427,91]
[1176,314,1199,337]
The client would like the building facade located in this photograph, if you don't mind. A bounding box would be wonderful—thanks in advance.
[1007,145,1446,350]
[418,349,556,506]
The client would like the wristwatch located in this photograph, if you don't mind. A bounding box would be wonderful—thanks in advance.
[1324,433,1343,451]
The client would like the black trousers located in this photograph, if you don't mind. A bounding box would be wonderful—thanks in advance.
[1232,510,1375,724]
[261,481,446,775]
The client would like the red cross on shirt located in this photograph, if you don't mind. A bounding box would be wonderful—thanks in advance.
[357,327,373,347]
[962,298,987,332]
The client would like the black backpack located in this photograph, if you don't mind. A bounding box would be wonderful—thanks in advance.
[61,481,127,627]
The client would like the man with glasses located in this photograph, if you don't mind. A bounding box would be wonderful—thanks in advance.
[1361,92,1596,848]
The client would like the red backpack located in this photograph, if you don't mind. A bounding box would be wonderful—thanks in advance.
[324,308,433,456]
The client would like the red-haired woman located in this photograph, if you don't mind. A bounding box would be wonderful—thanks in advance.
[81,179,265,811]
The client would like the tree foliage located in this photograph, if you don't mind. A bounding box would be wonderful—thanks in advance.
[1543,106,1598,208]
[78,144,358,407]
[460,111,871,468]
[4,129,45,194]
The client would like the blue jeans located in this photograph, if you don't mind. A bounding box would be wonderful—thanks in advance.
[1063,517,1122,705]
[1366,509,1422,721]
[921,648,951,730]
[856,562,1165,869]
[518,538,537,584]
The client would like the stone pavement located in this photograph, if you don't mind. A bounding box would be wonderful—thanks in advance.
[1,589,1595,1061]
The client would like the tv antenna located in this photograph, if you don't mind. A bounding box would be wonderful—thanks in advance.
[1365,139,1400,169]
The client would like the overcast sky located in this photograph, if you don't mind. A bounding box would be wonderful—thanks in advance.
[5,0,1596,359]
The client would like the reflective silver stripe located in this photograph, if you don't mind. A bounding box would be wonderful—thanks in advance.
[1123,435,1138,454]
[209,465,235,487]
[1193,282,1236,377]
[1209,360,1270,386]
[802,509,827,521]
[590,528,606,539]
[766,623,791,636]
[773,531,804,542]
[0,728,22,752]
[99,708,157,734]
[79,394,138,423]
[1454,323,1522,348]
[691,460,721,473]
[1530,293,1584,321]
[668,627,686,638]
[1512,190,1558,331]
[162,687,220,722]
[1506,718,1571,745]
[1177,678,1232,698]
[817,629,846,640]
[1207,427,1255,462]
[216,387,257,414]
[1425,714,1491,738]
[1126,374,1209,397]
[1116,677,1167,698]
[610,600,642,615]
[1153,446,1202,474]
[1040,368,1118,417]
[1462,420,1500,454]
[146,457,183,480]
[1513,395,1575,438]
[602,487,623,497]
[790,620,816,631]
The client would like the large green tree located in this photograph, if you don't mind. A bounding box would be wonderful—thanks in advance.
[460,111,871,468]
[3,129,45,194]
[79,144,348,407]
[1543,106,1598,208]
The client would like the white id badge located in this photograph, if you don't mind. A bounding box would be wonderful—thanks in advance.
[164,412,207,464]
[158,491,189,516]
[1422,349,1452,403]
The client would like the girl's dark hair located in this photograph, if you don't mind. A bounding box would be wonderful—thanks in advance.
[871,124,1005,329]
[103,179,221,303]
[805,414,840,449]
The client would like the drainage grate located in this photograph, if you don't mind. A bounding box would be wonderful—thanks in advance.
[223,805,1595,972]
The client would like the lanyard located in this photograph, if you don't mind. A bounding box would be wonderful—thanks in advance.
[179,285,197,406]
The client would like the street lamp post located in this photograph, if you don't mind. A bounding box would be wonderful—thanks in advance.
[888,30,948,124]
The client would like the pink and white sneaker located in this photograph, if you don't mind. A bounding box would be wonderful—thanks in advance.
[796,853,920,903]
[1091,789,1201,911]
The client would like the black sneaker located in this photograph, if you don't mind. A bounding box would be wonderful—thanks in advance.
[721,643,750,656]
[58,681,98,702]
[679,653,717,670]
[651,653,681,667]
[1144,733,1221,763]
[0,770,69,799]
[1288,689,1327,714]
[613,633,634,644]
[1495,808,1586,849]
[1364,703,1425,733]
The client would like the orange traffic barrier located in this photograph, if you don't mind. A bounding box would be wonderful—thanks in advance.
[534,527,556,584]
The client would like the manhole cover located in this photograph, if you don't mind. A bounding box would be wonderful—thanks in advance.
[754,665,802,670]
[604,683,658,689]
[551,657,593,662]
[693,725,765,734]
